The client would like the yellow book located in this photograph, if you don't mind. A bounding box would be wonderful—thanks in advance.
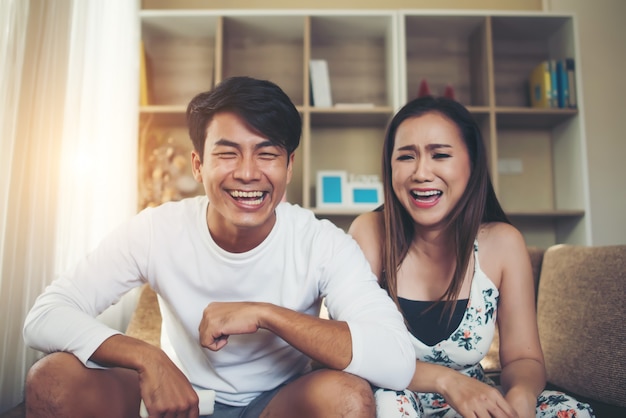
[529,60,551,108]
[139,41,149,106]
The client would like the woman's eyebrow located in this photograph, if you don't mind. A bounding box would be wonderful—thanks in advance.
[396,143,452,151]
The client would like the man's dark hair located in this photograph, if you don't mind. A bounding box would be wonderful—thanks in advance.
[186,76,302,161]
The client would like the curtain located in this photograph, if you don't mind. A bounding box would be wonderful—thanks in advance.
[0,0,140,411]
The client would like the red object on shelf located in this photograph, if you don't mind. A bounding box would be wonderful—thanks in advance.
[443,84,456,100]
[417,79,431,98]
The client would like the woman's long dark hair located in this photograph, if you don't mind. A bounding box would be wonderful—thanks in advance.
[380,96,510,317]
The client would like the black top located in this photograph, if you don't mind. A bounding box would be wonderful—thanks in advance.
[398,297,469,347]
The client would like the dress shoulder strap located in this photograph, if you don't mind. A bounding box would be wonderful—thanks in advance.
[473,239,481,272]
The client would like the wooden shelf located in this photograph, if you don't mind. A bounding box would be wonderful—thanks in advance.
[495,107,578,129]
[138,10,589,247]
[313,207,378,216]
[506,210,584,219]
[309,107,394,127]
[140,105,186,113]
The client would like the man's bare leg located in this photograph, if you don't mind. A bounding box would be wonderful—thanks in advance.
[25,352,141,418]
[261,369,375,418]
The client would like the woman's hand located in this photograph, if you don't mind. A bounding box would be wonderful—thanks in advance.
[438,371,518,418]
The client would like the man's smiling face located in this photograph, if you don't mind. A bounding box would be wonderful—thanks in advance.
[192,111,293,251]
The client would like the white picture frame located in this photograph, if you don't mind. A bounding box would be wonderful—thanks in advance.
[316,171,348,208]
[316,171,383,209]
[347,180,383,210]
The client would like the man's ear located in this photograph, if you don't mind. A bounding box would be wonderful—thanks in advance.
[191,150,203,183]
[286,152,295,185]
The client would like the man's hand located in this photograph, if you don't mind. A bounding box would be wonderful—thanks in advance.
[91,334,200,417]
[136,349,200,417]
[199,301,263,351]
[199,301,353,369]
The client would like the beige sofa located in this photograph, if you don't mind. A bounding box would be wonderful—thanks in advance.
[481,245,625,416]
[125,244,626,416]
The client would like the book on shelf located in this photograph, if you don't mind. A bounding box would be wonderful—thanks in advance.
[556,59,569,108]
[549,59,559,108]
[139,41,149,106]
[309,59,333,107]
[565,58,577,108]
[529,60,552,108]
[529,58,577,109]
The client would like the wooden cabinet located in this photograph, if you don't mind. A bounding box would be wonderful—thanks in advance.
[139,10,589,247]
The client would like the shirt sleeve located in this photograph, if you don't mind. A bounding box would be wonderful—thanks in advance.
[317,223,415,390]
[23,211,151,368]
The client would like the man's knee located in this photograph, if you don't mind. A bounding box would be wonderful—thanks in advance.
[25,352,141,418]
[282,369,375,417]
[25,352,85,415]
[319,371,375,416]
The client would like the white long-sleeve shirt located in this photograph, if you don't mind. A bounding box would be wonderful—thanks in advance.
[24,196,414,405]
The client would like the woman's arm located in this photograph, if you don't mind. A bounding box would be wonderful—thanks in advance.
[348,212,385,278]
[481,223,546,418]
[349,215,516,418]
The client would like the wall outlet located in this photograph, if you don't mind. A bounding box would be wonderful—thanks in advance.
[498,158,523,175]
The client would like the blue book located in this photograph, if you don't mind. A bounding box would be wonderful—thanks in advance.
[556,59,569,108]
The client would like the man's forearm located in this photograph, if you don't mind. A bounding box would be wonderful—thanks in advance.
[258,303,353,370]
[90,334,167,372]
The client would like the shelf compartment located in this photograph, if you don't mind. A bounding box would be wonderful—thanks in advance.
[222,15,306,106]
[308,125,386,208]
[310,13,398,108]
[491,15,574,107]
[141,12,218,106]
[497,127,555,213]
[401,14,490,107]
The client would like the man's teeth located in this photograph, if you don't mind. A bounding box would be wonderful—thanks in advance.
[230,191,264,198]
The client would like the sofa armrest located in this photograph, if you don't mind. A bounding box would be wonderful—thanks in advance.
[537,244,626,408]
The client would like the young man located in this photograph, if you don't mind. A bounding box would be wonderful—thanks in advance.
[23,76,415,417]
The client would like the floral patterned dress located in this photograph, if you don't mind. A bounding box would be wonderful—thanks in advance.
[375,242,595,418]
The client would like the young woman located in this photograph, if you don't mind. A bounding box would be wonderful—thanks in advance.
[349,96,594,418]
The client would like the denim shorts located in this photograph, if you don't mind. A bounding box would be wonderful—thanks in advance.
[208,382,289,418]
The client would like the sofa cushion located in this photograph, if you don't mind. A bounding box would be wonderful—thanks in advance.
[537,244,626,408]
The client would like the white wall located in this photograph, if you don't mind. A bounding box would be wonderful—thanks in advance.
[547,0,626,245]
